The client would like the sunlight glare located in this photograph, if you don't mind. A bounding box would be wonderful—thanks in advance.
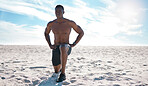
[117,0,142,20]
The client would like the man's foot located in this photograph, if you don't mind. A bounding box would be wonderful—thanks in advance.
[56,73,66,82]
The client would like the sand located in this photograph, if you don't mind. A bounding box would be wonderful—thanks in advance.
[0,45,148,86]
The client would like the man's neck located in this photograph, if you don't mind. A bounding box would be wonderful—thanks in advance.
[56,18,65,23]
[57,17,64,21]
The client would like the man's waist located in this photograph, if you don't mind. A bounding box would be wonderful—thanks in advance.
[55,44,70,47]
[54,42,69,45]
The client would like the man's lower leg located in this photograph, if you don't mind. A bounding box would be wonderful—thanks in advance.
[60,45,68,74]
[57,45,68,82]
[54,64,61,73]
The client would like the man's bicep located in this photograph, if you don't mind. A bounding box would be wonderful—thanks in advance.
[70,21,78,30]
[45,23,52,34]
[69,21,83,34]
[74,25,84,34]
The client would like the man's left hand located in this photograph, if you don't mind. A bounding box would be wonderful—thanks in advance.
[69,43,75,47]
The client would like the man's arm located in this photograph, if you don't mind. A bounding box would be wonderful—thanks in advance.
[69,21,84,47]
[44,21,55,49]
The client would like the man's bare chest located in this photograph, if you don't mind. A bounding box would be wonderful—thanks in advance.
[52,23,71,33]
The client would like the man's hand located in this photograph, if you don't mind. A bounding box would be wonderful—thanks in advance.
[49,45,56,49]
[69,42,76,47]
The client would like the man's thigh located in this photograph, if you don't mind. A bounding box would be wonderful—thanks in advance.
[59,44,69,53]
[52,46,61,66]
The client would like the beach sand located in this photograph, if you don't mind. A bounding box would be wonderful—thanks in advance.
[0,45,148,86]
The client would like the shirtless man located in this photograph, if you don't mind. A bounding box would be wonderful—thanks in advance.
[44,5,84,82]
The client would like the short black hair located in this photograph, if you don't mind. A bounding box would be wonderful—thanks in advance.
[55,5,64,10]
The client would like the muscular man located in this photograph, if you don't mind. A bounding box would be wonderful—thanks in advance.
[44,5,84,82]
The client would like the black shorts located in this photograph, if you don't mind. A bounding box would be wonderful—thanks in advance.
[52,45,72,66]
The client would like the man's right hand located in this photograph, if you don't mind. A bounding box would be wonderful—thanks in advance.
[49,45,56,49]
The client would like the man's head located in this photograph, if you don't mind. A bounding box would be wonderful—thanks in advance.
[55,5,64,18]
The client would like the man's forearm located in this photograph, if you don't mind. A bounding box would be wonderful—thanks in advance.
[73,32,84,45]
[44,33,52,46]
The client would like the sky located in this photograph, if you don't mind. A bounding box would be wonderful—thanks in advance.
[0,0,148,46]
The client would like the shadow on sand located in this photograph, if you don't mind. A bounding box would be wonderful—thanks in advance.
[38,76,62,86]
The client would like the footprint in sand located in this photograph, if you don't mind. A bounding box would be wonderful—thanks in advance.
[0,69,4,73]
[115,73,126,77]
[126,70,132,73]
[70,77,76,79]
[88,73,94,76]
[124,77,132,81]
[8,75,16,79]
[70,80,76,83]
[107,61,113,63]
[23,79,31,83]
[13,61,21,63]
[69,77,77,84]
[62,81,70,85]
[22,75,28,78]
[115,69,123,72]
[106,77,116,81]
[94,76,105,81]
[113,84,120,86]
[77,83,85,85]
[105,72,113,75]
[1,77,6,79]
[143,64,147,66]
[16,78,21,80]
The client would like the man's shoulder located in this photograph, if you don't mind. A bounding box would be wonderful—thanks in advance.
[64,18,74,23]
[64,18,76,25]
[48,19,56,24]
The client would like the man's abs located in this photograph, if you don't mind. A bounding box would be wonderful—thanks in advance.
[54,34,70,45]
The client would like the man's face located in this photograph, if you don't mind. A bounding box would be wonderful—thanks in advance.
[55,7,64,18]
